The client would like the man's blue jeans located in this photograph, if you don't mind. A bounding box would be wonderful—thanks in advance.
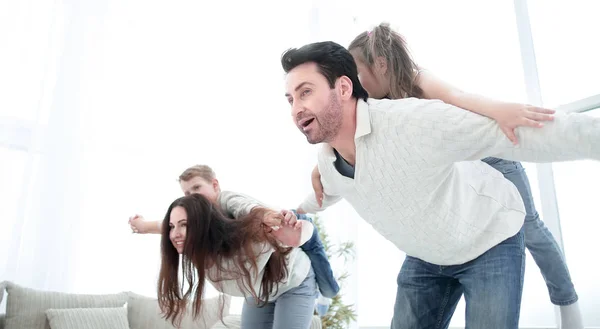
[293,211,340,298]
[392,230,525,329]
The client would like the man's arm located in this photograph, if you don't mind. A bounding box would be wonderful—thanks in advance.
[390,98,600,165]
[417,69,555,145]
[219,190,289,228]
[297,162,343,214]
[297,191,342,214]
[129,215,162,234]
[218,190,271,218]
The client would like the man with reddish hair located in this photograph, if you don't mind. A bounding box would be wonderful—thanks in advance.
[129,164,340,299]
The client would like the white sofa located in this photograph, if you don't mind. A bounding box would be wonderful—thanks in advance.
[0,281,228,329]
[0,281,322,329]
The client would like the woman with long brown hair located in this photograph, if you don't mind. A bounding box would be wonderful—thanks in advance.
[158,193,317,329]
[304,22,582,328]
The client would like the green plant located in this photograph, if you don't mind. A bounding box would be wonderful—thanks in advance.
[312,214,357,329]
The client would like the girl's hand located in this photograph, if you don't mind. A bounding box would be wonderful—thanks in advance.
[492,103,555,144]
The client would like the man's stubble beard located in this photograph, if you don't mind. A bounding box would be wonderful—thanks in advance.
[307,91,343,145]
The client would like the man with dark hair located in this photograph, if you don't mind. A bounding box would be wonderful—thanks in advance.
[281,41,600,328]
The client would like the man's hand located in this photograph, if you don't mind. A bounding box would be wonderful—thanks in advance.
[311,165,324,207]
[128,214,159,234]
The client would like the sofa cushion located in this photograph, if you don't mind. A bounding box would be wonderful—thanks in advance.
[1,282,5,329]
[45,307,129,329]
[2,281,127,329]
[209,314,241,329]
[127,292,230,329]
[0,281,6,304]
[209,314,323,329]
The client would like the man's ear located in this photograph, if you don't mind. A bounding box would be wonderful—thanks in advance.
[212,178,220,191]
[338,76,353,100]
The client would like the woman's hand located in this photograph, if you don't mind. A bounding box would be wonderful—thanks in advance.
[262,210,282,230]
[491,103,555,145]
[311,165,324,207]
[262,209,301,231]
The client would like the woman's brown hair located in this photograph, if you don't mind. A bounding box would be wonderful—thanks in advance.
[348,22,424,99]
[157,194,291,326]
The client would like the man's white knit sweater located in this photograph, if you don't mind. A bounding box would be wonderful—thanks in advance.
[299,98,600,265]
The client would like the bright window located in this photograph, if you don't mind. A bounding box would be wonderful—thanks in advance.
[552,108,600,326]
[528,0,600,108]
